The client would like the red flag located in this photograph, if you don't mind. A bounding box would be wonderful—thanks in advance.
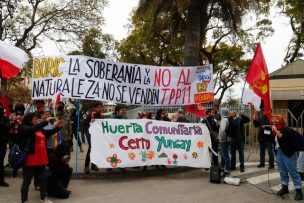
[185,104,206,117]
[0,96,11,116]
[246,43,271,119]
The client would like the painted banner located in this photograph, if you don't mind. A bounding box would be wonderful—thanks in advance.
[31,56,214,105]
[89,119,211,168]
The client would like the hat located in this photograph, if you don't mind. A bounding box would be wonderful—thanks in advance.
[178,108,184,113]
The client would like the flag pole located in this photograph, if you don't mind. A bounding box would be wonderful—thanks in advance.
[75,99,81,178]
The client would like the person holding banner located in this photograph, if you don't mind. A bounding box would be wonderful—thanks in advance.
[20,112,62,203]
[56,102,72,152]
[84,103,103,174]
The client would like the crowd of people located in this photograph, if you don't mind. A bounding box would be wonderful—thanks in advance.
[0,100,304,201]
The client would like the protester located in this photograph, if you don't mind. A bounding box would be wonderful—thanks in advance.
[253,111,275,169]
[156,109,171,122]
[70,109,84,152]
[20,112,62,203]
[204,108,219,166]
[271,114,303,201]
[229,110,250,172]
[56,102,72,152]
[8,103,25,149]
[47,143,73,199]
[176,108,189,123]
[84,103,103,174]
[136,111,145,119]
[155,109,168,169]
[219,107,231,176]
[145,112,153,119]
[0,102,10,187]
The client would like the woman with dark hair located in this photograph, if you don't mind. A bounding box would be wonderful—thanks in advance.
[20,113,62,203]
[271,114,303,201]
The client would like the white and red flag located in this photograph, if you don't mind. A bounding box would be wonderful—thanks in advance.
[0,41,29,79]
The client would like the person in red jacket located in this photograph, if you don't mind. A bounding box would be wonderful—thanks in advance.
[20,112,62,203]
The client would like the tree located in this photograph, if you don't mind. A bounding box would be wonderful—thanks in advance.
[277,0,304,63]
[136,0,271,66]
[0,0,107,98]
[70,28,118,60]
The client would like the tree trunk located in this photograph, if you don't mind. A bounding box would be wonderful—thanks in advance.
[183,0,202,66]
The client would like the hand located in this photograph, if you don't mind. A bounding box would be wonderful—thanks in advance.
[61,155,70,164]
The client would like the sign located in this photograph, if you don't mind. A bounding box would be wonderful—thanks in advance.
[89,119,211,168]
[31,56,214,105]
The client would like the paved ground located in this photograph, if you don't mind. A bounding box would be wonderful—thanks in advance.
[1,143,303,203]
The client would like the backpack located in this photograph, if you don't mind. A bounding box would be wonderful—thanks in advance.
[8,144,27,171]
[225,117,238,138]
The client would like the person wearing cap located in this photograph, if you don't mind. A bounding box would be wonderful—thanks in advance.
[176,108,189,123]
[271,114,303,201]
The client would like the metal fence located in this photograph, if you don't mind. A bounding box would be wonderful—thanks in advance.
[127,105,304,155]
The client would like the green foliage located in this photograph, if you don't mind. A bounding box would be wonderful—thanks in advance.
[276,0,304,63]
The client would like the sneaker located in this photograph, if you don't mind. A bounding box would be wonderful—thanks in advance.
[268,165,274,170]
[230,167,236,171]
[41,197,53,203]
[0,181,9,187]
[257,164,265,168]
[240,168,245,172]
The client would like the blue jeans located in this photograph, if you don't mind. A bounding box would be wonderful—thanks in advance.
[220,141,231,171]
[276,149,302,189]
[259,142,274,166]
[297,151,304,173]
[230,140,244,169]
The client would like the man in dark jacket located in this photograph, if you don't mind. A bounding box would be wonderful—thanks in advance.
[0,103,10,187]
[229,111,250,172]
[253,112,274,169]
[204,108,219,165]
[47,143,73,199]
[84,103,103,174]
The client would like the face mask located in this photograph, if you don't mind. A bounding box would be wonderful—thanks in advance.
[57,106,64,111]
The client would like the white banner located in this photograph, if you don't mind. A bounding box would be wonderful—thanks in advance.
[31,56,214,105]
[89,119,211,168]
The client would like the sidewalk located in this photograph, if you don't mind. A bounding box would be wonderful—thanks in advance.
[4,142,262,178]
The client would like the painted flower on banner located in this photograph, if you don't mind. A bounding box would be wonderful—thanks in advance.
[106,154,122,168]
[192,152,198,159]
[140,151,147,162]
[108,143,115,149]
[158,153,168,158]
[184,153,188,160]
[173,154,178,165]
[197,141,203,149]
[128,152,136,160]
[147,151,155,160]
[167,158,172,165]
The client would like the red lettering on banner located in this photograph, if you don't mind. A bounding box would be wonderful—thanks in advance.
[194,93,214,103]
[177,69,191,86]
[119,136,151,150]
[154,69,171,87]
[161,87,191,105]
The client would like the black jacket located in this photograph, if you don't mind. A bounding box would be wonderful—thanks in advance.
[278,127,304,157]
[0,115,10,143]
[230,115,250,141]
[253,115,274,143]
[19,121,61,154]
